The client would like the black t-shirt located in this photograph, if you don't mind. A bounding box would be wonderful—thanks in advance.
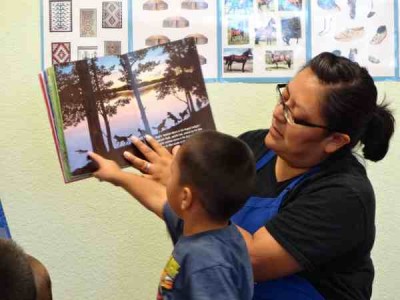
[239,129,376,300]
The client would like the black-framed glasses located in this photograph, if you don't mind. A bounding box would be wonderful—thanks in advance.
[276,83,334,131]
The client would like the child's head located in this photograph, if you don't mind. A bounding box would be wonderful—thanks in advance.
[167,130,256,222]
[0,239,53,300]
[28,256,53,300]
[0,239,36,300]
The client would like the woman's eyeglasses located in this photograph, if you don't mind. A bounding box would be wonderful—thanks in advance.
[276,83,334,131]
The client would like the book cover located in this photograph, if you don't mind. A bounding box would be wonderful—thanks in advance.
[41,38,216,183]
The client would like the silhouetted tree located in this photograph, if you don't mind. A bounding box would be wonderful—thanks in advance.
[120,49,159,134]
[55,61,107,156]
[156,39,207,115]
[88,57,130,150]
[75,60,108,155]
[55,57,132,155]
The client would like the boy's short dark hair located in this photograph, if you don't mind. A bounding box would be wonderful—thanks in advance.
[178,130,256,222]
[0,239,36,300]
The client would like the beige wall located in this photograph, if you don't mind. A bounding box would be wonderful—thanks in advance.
[1,1,399,299]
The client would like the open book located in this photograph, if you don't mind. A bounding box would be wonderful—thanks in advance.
[40,38,216,183]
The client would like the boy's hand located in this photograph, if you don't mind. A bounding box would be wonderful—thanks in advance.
[88,150,168,219]
[88,152,123,185]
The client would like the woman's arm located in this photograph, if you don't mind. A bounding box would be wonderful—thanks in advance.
[237,226,302,281]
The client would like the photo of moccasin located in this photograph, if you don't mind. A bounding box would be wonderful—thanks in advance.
[334,27,364,42]
[370,25,387,45]
[368,56,380,64]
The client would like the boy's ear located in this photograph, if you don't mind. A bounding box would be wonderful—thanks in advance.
[181,187,193,211]
[324,132,350,154]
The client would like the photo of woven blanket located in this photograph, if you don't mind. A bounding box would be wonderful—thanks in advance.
[49,0,72,32]
[102,1,123,28]
[104,41,122,55]
[77,46,98,60]
[80,9,97,37]
[51,42,71,64]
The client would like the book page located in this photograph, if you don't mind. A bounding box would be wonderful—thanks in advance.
[47,38,215,182]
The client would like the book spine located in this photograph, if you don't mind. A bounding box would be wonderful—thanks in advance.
[39,72,66,182]
[46,67,72,183]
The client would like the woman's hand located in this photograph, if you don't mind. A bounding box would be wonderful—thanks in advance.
[124,135,179,186]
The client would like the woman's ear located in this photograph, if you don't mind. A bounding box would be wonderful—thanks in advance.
[181,187,193,211]
[324,132,351,154]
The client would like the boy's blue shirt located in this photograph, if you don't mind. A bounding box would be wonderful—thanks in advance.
[157,203,254,300]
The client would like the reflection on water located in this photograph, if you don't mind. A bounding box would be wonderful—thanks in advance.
[64,86,199,172]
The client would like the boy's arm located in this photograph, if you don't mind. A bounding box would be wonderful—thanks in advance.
[88,151,167,219]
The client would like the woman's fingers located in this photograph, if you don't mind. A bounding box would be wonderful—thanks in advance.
[130,136,159,162]
[126,135,174,185]
[171,145,181,157]
[144,135,171,157]
[123,151,152,173]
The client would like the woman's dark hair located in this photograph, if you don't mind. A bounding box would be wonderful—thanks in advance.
[178,130,256,222]
[304,52,395,161]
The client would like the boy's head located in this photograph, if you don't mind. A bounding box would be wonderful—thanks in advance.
[167,130,256,222]
[0,239,36,300]
[0,239,52,300]
[28,256,53,300]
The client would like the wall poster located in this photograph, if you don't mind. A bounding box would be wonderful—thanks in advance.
[41,0,399,82]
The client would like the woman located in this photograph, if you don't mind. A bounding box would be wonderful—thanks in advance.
[91,52,395,299]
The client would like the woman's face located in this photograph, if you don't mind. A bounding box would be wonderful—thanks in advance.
[265,67,332,167]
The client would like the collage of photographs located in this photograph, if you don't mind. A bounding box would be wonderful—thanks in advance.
[221,0,306,78]
[43,0,129,65]
[42,0,398,81]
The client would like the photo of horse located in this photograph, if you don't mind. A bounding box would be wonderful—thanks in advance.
[281,16,302,46]
[257,0,274,12]
[223,48,253,73]
[224,0,253,15]
[255,17,277,46]
[265,50,293,70]
[227,18,250,45]
[278,0,302,11]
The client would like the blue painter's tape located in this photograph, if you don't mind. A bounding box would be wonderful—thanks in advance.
[0,200,11,239]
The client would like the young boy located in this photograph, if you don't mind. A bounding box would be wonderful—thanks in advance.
[0,238,53,300]
[89,130,256,300]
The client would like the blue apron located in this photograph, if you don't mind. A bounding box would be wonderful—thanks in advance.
[231,150,325,300]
